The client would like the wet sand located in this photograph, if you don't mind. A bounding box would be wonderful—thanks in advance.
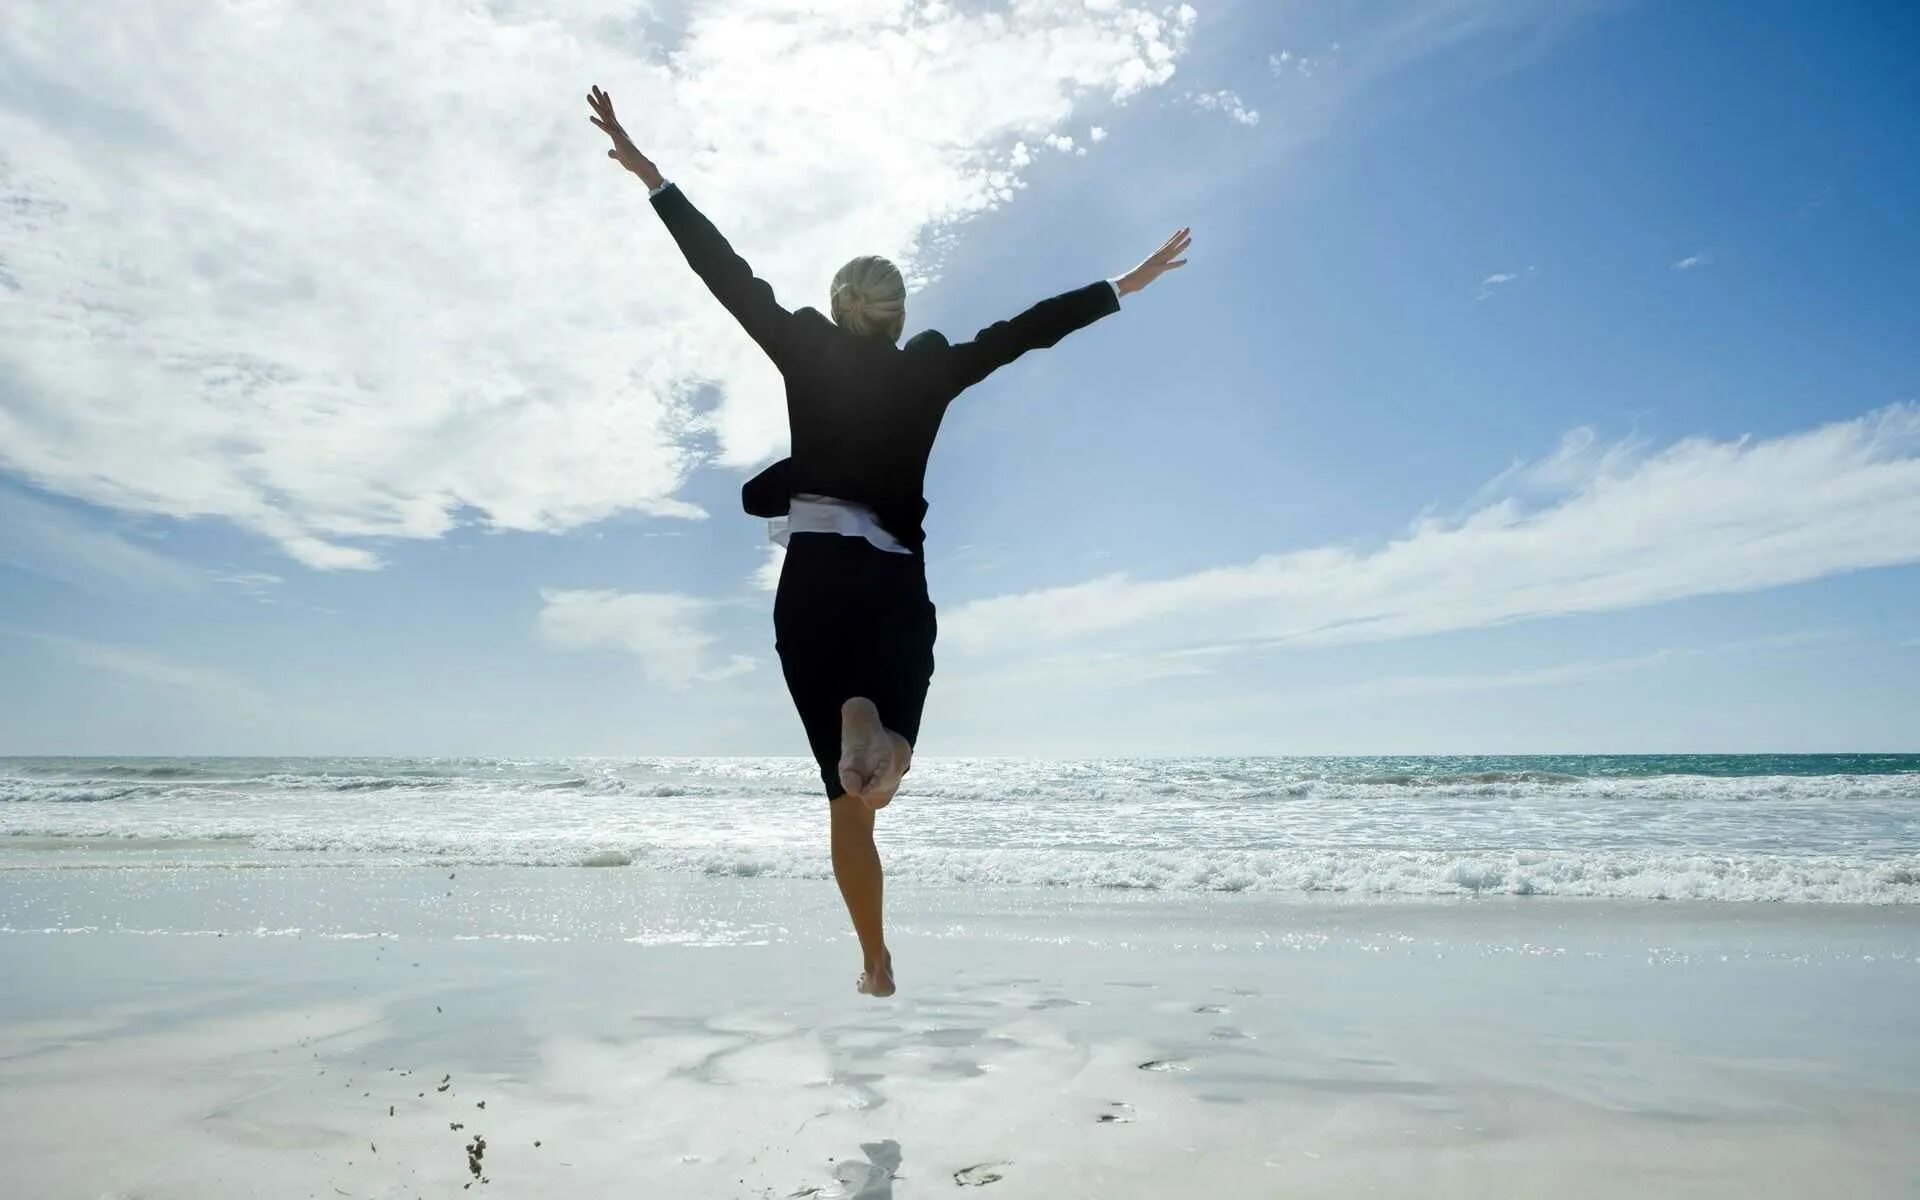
[2,869,1917,1197]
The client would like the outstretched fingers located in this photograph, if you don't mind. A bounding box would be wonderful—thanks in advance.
[586,86,628,139]
[1155,227,1193,264]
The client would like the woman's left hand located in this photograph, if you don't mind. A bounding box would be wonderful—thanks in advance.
[587,85,665,190]
[1115,227,1192,296]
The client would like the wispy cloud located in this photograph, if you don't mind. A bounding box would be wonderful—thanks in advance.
[0,488,199,595]
[209,571,285,600]
[1672,253,1709,271]
[1269,48,1333,79]
[9,630,258,703]
[942,405,1920,659]
[1273,630,1840,708]
[1234,1,1607,178]
[1476,265,1537,300]
[1186,89,1261,126]
[536,589,755,688]
[752,543,785,594]
[0,1,1196,569]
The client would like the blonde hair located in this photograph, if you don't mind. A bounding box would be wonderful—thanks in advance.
[829,255,906,343]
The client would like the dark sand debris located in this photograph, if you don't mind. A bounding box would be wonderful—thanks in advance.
[955,1162,1007,1186]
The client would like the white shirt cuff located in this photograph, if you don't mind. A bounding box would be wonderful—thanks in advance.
[1107,277,1123,305]
[648,179,674,198]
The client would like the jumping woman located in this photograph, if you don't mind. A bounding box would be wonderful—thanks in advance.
[588,85,1190,997]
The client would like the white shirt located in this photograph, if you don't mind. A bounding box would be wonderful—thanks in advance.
[772,494,915,555]
[651,180,1122,555]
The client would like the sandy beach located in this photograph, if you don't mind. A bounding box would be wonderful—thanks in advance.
[4,865,1916,1198]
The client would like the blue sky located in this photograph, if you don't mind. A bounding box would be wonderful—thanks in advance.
[2,0,1917,755]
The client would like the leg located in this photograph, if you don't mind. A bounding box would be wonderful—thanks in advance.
[772,536,932,996]
[829,793,894,997]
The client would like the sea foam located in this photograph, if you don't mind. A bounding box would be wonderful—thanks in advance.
[4,755,1916,902]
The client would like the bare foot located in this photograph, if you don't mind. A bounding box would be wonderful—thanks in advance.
[839,698,896,804]
[857,950,895,998]
[862,732,912,810]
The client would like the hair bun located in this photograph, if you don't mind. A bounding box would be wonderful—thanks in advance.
[829,256,907,342]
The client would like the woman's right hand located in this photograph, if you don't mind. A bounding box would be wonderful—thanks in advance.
[1115,227,1193,296]
[587,85,665,189]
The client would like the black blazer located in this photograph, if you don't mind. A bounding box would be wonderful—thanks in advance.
[650,183,1120,555]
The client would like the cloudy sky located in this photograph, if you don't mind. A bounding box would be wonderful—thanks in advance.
[2,0,1916,755]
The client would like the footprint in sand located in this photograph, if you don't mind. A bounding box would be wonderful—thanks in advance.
[1137,1059,1191,1073]
[1025,998,1088,1011]
[954,1162,1009,1187]
[1192,1004,1228,1014]
[1095,1100,1135,1124]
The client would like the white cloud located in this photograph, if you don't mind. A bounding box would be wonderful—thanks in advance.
[941,405,1920,659]
[1475,264,1536,300]
[0,1,1196,569]
[1088,125,1109,143]
[1186,89,1261,126]
[537,588,756,687]
[1673,253,1708,271]
[752,542,786,593]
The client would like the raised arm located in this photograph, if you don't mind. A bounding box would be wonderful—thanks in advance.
[944,225,1192,393]
[944,283,1122,393]
[587,85,799,365]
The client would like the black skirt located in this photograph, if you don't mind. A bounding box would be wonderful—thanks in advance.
[773,532,937,800]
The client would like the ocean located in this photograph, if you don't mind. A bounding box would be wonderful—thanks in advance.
[5,754,1915,902]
